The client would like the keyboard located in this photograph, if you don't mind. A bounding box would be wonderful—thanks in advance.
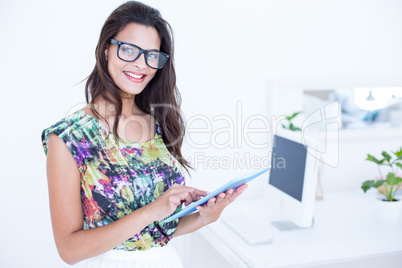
[222,214,274,245]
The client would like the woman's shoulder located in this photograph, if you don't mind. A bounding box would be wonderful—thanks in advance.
[46,109,89,129]
[41,109,95,155]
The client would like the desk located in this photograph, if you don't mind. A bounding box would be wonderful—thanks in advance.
[198,191,402,268]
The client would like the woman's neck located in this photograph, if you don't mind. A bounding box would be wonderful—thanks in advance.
[93,95,145,118]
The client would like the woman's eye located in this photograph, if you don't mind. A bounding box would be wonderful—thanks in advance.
[121,47,134,54]
[148,53,159,60]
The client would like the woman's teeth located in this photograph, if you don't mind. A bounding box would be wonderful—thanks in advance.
[124,72,144,79]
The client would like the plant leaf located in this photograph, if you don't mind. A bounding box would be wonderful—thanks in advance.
[381,151,392,162]
[386,173,402,185]
[362,180,385,193]
[373,180,386,188]
[366,154,383,165]
[288,111,301,121]
[393,147,402,159]
[361,180,375,193]
[289,123,301,132]
[396,162,402,169]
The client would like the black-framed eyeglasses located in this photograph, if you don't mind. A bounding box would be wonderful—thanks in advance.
[109,39,170,69]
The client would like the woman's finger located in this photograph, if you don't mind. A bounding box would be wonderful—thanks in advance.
[224,189,234,199]
[184,191,194,206]
[207,197,216,208]
[214,193,225,205]
[187,188,201,203]
[193,188,209,198]
[229,184,248,202]
[235,184,248,195]
[180,187,208,204]
[226,188,234,194]
[170,184,207,198]
[196,196,215,212]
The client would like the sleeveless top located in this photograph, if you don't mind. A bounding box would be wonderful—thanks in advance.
[41,109,186,251]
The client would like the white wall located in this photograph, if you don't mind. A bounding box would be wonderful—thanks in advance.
[1,0,401,267]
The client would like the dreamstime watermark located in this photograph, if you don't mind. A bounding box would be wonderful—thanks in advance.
[64,100,340,168]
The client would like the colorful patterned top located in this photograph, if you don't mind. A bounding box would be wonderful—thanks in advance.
[41,109,185,251]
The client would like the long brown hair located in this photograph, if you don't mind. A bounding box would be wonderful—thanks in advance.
[85,1,191,171]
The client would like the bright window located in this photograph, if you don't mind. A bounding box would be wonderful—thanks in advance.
[354,88,402,111]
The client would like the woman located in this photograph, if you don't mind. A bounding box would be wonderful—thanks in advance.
[41,1,247,267]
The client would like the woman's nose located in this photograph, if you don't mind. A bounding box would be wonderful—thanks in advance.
[133,53,147,69]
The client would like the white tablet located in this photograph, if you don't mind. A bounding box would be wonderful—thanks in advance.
[163,168,270,223]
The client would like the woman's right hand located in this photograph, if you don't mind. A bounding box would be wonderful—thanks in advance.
[147,184,208,222]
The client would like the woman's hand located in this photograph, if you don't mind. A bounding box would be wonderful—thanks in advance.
[147,184,208,222]
[196,184,248,225]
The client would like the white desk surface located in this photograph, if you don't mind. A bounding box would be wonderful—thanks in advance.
[199,191,402,268]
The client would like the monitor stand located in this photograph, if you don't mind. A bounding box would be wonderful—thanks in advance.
[271,219,315,231]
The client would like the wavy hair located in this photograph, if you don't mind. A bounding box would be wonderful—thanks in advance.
[85,1,191,171]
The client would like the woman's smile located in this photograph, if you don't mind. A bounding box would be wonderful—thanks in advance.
[123,70,146,83]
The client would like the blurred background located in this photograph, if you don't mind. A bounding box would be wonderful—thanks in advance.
[1,0,401,267]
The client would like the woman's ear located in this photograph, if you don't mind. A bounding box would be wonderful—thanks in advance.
[105,47,108,61]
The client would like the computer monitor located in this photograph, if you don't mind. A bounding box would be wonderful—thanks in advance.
[264,128,320,229]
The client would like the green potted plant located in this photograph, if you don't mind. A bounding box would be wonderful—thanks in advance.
[361,148,402,224]
[361,148,402,201]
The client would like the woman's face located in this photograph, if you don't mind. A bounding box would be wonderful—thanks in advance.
[105,23,161,97]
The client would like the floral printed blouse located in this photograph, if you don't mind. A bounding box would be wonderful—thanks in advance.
[41,109,185,251]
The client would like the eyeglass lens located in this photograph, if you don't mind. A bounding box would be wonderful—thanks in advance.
[119,43,168,69]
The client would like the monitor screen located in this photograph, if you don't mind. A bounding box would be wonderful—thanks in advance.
[269,135,307,202]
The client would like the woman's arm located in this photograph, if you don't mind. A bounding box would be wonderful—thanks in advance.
[172,184,248,237]
[47,134,206,265]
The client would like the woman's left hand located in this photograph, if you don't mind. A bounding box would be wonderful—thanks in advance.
[196,184,248,225]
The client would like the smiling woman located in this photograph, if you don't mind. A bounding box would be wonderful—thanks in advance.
[84,1,187,158]
[40,1,248,267]
[105,24,160,96]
